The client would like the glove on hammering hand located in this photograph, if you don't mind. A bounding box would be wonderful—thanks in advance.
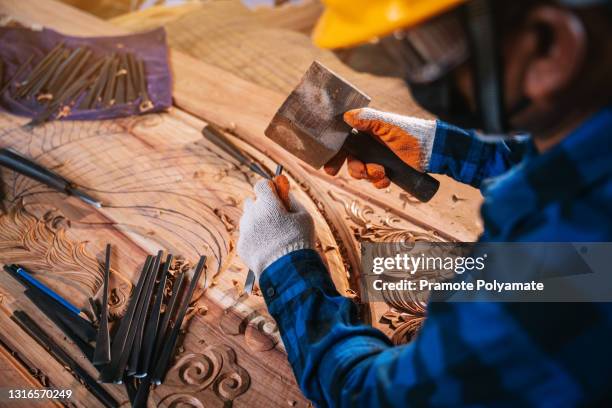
[237,177,315,278]
[324,108,437,189]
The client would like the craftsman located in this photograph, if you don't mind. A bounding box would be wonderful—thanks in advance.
[238,0,612,406]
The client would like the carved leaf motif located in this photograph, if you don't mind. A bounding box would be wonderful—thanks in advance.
[328,190,443,244]
[328,191,445,343]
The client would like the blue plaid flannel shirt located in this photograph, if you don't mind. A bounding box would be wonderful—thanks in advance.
[260,107,612,407]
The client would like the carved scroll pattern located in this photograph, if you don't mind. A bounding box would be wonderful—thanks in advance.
[329,191,446,344]
[163,345,251,406]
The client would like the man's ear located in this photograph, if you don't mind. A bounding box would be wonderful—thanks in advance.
[523,6,587,101]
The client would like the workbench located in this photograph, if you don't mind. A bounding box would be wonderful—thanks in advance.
[0,1,482,406]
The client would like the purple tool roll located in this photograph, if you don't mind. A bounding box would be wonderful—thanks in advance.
[0,26,172,120]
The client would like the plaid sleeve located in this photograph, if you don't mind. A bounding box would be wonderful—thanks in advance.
[427,120,530,188]
[260,249,597,407]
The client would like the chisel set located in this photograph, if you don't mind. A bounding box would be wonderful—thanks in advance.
[2,42,153,127]
[3,246,207,407]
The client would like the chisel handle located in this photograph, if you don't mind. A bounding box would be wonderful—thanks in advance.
[343,130,440,202]
[0,148,69,192]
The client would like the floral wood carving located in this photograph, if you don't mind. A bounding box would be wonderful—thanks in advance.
[328,191,446,344]
[0,201,132,315]
[163,344,251,407]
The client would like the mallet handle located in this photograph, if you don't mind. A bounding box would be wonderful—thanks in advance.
[343,131,440,202]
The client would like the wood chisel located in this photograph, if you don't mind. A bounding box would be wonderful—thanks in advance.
[12,311,119,408]
[93,244,112,366]
[0,148,102,208]
[5,264,81,315]
[202,124,270,179]
[136,253,172,377]
[98,256,153,383]
[4,264,96,360]
[150,255,206,385]
[125,251,162,379]
[243,164,287,295]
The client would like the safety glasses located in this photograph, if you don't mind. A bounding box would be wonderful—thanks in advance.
[380,9,470,84]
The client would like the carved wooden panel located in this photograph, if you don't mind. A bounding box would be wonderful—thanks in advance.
[0,1,483,406]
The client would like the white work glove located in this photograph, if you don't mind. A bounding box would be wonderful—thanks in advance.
[324,108,437,189]
[237,179,315,278]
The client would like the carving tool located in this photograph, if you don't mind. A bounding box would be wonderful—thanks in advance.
[0,148,102,208]
[101,54,118,107]
[126,251,162,377]
[27,49,69,98]
[136,58,153,112]
[243,164,285,295]
[132,376,152,408]
[201,124,271,179]
[3,265,96,358]
[24,288,95,360]
[0,55,33,95]
[79,55,113,110]
[243,269,257,296]
[113,55,127,105]
[132,263,185,406]
[124,53,137,102]
[137,253,172,377]
[16,51,64,99]
[99,255,153,383]
[276,164,284,177]
[153,271,185,357]
[5,264,80,315]
[12,311,119,408]
[48,48,91,98]
[14,42,64,97]
[27,56,105,126]
[93,244,112,366]
[202,121,272,294]
[151,255,207,385]
[123,374,138,406]
[265,60,440,202]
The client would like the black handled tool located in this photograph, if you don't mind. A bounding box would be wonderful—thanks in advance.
[99,256,153,383]
[150,255,206,385]
[3,264,96,359]
[0,148,101,208]
[125,251,161,378]
[202,125,270,179]
[93,244,112,366]
[153,271,185,357]
[344,130,439,202]
[136,253,172,377]
[12,311,119,408]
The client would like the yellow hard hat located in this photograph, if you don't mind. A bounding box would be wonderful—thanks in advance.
[313,0,467,49]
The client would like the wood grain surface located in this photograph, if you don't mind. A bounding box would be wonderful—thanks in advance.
[0,1,483,406]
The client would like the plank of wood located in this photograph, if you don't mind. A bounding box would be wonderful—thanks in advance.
[1,0,482,242]
[252,0,323,34]
[0,342,62,408]
[158,1,483,242]
[0,300,120,408]
[111,1,323,38]
[163,1,422,114]
[0,1,483,405]
[0,4,333,403]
